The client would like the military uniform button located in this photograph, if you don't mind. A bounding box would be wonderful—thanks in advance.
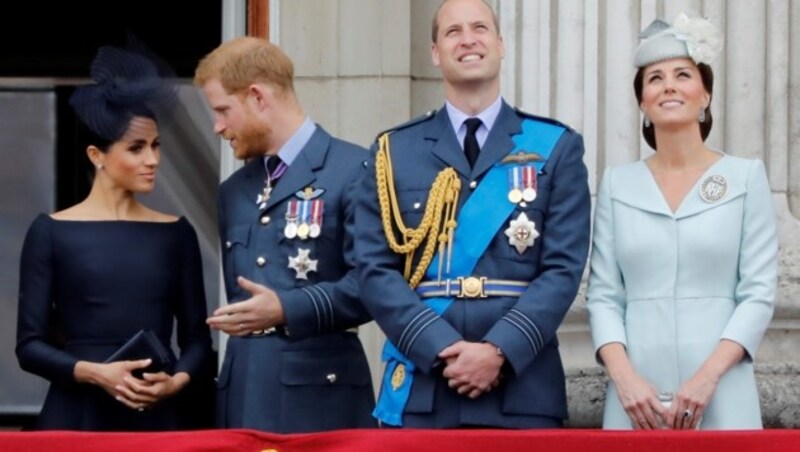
[326,373,337,383]
[256,256,266,267]
[260,216,270,225]
[225,241,232,249]
[469,180,477,189]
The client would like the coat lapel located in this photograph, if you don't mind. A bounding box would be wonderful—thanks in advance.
[427,109,472,178]
[261,127,327,211]
[610,161,674,217]
[611,156,747,219]
[427,103,522,179]
[675,155,746,219]
[471,102,520,178]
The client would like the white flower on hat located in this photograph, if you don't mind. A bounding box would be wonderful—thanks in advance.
[672,12,723,65]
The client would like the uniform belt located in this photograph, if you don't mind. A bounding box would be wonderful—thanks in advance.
[415,277,528,299]
[249,326,288,337]
[248,326,359,337]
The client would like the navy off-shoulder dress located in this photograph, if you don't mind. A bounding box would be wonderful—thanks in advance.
[16,214,213,431]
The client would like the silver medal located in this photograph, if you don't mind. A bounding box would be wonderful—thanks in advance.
[522,188,537,203]
[284,222,298,239]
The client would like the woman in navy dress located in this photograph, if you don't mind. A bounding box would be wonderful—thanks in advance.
[15,44,213,431]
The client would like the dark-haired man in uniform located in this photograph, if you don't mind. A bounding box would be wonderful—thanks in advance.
[356,0,590,428]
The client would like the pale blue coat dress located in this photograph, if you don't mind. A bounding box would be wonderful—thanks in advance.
[587,154,777,429]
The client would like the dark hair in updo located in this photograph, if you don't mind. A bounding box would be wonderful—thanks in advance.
[633,62,714,151]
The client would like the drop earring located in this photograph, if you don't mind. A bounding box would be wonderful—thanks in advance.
[643,115,651,127]
[698,108,706,123]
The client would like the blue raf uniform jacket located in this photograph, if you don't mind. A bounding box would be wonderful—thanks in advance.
[355,102,591,428]
[216,126,376,433]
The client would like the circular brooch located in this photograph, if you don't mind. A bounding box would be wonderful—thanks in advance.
[699,175,727,203]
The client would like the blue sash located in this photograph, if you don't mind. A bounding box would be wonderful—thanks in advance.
[373,119,566,426]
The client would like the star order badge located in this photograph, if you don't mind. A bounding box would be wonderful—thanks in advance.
[504,212,539,254]
[288,248,318,280]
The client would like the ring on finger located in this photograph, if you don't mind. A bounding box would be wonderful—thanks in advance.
[683,409,693,419]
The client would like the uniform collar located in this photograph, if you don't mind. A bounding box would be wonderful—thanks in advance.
[263,116,316,170]
[445,96,503,149]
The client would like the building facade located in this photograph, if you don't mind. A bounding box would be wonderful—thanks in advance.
[220,0,800,427]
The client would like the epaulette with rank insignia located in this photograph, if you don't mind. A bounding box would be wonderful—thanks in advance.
[374,109,438,143]
[513,106,575,133]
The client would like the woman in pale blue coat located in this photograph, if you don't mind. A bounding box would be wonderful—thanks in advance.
[587,13,778,430]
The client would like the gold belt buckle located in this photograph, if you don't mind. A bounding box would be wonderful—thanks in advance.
[457,276,487,298]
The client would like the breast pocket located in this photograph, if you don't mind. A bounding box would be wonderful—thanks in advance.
[278,350,371,427]
[223,223,251,283]
[309,214,341,261]
[396,188,430,229]
[275,208,341,285]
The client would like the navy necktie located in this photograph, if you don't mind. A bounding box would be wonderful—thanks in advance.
[463,118,482,168]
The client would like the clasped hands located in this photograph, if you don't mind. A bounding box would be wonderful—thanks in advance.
[439,340,505,399]
[78,359,188,412]
[206,276,285,336]
[615,371,712,430]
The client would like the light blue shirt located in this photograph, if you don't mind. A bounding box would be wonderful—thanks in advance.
[263,116,316,171]
[445,96,503,151]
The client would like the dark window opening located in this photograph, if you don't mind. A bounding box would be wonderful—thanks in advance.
[0,0,222,78]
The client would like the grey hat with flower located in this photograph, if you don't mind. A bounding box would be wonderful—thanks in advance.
[633,12,723,68]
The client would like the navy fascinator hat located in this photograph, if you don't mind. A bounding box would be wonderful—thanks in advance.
[69,38,178,142]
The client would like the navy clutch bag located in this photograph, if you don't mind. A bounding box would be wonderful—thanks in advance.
[104,329,175,378]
